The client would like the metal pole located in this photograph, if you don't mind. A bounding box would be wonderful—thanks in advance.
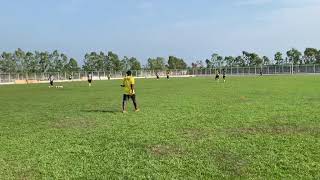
[8,73,11,82]
[305,65,307,73]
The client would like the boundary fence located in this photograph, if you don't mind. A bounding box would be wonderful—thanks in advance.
[1,64,320,84]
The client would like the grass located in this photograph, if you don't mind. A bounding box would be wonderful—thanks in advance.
[0,76,319,179]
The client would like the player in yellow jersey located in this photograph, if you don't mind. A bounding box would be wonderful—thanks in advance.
[121,71,139,113]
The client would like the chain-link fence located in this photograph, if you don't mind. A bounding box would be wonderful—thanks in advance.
[1,64,320,84]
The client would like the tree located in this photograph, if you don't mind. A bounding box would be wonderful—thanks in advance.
[107,51,122,71]
[205,59,212,68]
[191,62,198,68]
[262,56,271,65]
[234,56,245,66]
[129,57,141,70]
[274,52,284,65]
[249,53,262,66]
[83,52,98,71]
[24,52,38,73]
[14,48,26,72]
[242,51,250,66]
[122,56,141,70]
[196,60,204,69]
[304,48,318,64]
[168,56,187,69]
[286,48,302,65]
[66,58,80,72]
[211,53,223,67]
[316,50,320,64]
[0,52,16,72]
[147,57,166,70]
[224,56,235,67]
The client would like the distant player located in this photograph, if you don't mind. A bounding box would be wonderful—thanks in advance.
[156,72,160,80]
[166,71,170,80]
[48,74,54,88]
[215,71,220,81]
[222,69,226,83]
[121,70,139,113]
[87,73,93,87]
[260,69,263,76]
[69,74,72,80]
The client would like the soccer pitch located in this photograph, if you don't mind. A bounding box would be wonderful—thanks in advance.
[0,76,319,179]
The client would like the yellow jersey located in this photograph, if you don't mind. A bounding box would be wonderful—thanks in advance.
[123,76,135,95]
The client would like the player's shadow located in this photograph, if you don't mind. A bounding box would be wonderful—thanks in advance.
[82,109,119,114]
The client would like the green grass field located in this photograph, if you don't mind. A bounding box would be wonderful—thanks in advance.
[0,76,319,179]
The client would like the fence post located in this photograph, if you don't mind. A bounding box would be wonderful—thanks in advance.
[8,73,11,82]
[305,65,307,73]
[34,73,36,80]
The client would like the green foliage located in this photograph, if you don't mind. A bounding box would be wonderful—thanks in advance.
[2,47,320,73]
[147,57,166,70]
[262,56,271,65]
[0,52,16,72]
[287,48,302,65]
[304,48,319,64]
[167,56,187,69]
[274,52,284,65]
[66,58,80,72]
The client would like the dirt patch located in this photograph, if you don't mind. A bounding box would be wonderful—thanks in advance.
[51,117,96,129]
[240,96,247,101]
[228,125,320,136]
[148,144,185,157]
[17,169,41,180]
[214,150,248,177]
[181,128,209,140]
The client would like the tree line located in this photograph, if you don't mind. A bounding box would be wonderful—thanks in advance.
[192,48,320,69]
[1,48,320,73]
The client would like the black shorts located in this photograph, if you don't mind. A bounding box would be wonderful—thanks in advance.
[50,81,53,86]
[215,75,219,79]
[223,75,226,79]
[88,80,92,83]
[123,94,136,101]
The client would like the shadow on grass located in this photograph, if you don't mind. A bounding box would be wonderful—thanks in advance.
[82,109,120,114]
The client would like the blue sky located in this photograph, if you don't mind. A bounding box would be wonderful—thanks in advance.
[1,0,320,64]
